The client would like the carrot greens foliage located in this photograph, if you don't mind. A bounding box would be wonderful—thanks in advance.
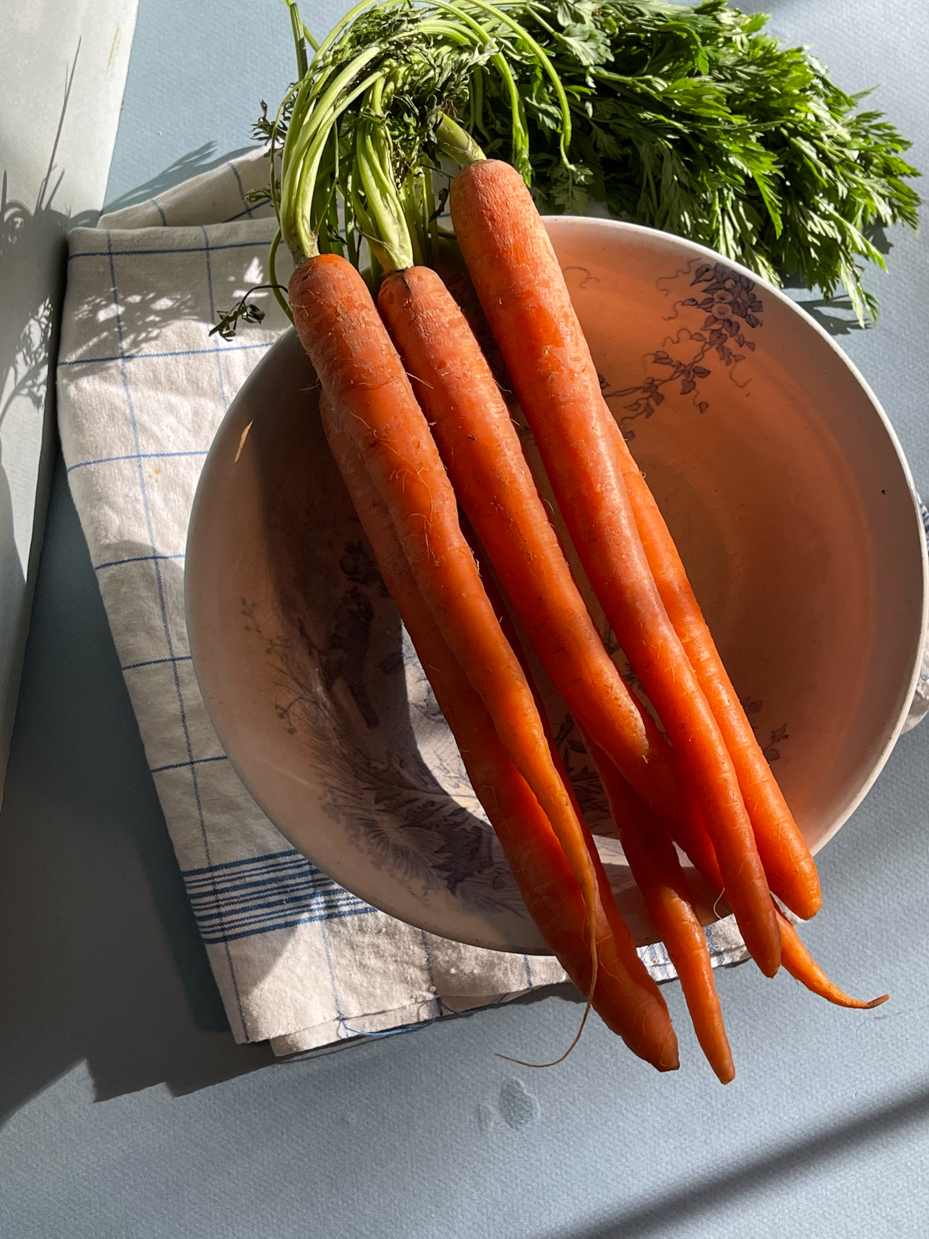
[219,0,919,336]
[471,0,921,321]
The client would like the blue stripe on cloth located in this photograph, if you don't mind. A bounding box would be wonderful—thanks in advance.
[70,240,263,260]
[60,341,273,367]
[201,225,228,408]
[320,913,349,1034]
[184,857,330,890]
[523,955,534,991]
[95,552,185,572]
[190,878,336,915]
[192,892,364,932]
[227,162,255,219]
[201,906,376,946]
[150,755,228,774]
[69,449,208,472]
[105,230,248,1038]
[183,859,318,893]
[181,849,375,946]
[153,198,168,225]
[190,889,358,927]
[223,199,271,223]
[122,654,193,672]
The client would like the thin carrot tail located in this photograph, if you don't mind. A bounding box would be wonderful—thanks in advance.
[670,831,887,1011]
[776,910,888,1009]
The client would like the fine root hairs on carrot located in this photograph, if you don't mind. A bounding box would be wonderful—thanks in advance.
[607,415,822,922]
[377,264,682,824]
[587,737,735,1084]
[234,420,253,463]
[321,395,678,1071]
[289,253,605,999]
[450,159,781,979]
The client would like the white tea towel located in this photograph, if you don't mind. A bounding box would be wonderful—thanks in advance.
[58,147,880,1054]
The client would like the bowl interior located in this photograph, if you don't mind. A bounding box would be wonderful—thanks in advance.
[186,218,926,954]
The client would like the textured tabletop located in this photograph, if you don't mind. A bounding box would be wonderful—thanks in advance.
[1,2,928,1236]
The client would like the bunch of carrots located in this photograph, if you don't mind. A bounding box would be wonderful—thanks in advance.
[233,0,888,1081]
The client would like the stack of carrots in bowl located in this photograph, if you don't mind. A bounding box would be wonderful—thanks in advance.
[223,0,889,1081]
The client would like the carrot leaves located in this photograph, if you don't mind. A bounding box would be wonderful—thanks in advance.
[257,0,919,321]
[470,0,920,321]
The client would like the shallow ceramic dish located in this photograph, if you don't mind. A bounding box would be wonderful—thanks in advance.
[186,217,927,953]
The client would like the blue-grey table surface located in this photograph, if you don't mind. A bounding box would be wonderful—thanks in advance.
[2,1,928,1235]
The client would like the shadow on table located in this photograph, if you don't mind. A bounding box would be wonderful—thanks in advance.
[551,1080,929,1239]
[0,458,276,1129]
[780,226,893,337]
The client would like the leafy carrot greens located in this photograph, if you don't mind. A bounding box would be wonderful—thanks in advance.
[468,0,920,321]
[221,0,921,329]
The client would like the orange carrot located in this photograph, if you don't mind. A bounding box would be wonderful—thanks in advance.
[588,739,735,1084]
[323,398,679,1069]
[607,420,822,921]
[776,909,888,1010]
[450,160,780,978]
[289,253,603,996]
[377,265,681,823]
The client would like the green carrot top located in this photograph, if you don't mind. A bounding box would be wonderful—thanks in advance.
[213,0,919,339]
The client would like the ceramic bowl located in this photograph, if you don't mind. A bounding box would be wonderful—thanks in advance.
[185,217,927,953]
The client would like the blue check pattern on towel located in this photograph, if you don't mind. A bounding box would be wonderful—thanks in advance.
[54,149,782,1054]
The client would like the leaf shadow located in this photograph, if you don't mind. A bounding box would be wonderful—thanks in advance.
[101,143,258,218]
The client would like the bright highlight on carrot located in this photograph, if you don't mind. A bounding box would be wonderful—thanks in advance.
[377,266,682,823]
[222,0,890,1081]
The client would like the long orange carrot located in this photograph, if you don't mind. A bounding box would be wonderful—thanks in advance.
[450,160,780,978]
[377,265,681,823]
[588,738,735,1084]
[607,421,822,921]
[289,253,603,997]
[323,398,679,1069]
